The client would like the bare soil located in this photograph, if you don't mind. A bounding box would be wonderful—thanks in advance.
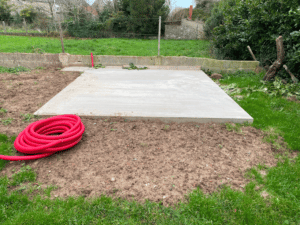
[0,66,298,209]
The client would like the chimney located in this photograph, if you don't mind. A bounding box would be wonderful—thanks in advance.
[189,5,193,20]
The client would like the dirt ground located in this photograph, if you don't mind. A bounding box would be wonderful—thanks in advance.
[0,66,298,209]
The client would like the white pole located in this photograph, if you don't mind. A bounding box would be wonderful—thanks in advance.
[158,16,161,56]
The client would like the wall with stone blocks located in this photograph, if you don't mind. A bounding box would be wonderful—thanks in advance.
[0,53,260,75]
[165,18,205,40]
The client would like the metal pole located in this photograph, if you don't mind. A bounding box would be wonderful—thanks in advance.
[158,16,161,56]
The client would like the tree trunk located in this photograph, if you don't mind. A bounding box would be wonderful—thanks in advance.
[263,36,285,81]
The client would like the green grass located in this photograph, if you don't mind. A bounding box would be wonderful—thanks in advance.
[0,28,43,34]
[1,67,300,223]
[0,35,212,58]
[0,66,30,74]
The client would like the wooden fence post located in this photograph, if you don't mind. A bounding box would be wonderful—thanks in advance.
[3,21,6,33]
[23,18,27,35]
[158,16,161,56]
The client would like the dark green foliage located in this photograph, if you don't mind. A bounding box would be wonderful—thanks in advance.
[0,0,12,21]
[97,3,114,23]
[10,12,24,26]
[20,5,38,24]
[206,0,300,82]
[191,8,212,22]
[63,20,108,38]
[63,0,170,39]
[202,0,235,41]
[116,0,170,37]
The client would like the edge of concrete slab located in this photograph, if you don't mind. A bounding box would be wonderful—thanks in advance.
[61,66,202,71]
[33,113,253,124]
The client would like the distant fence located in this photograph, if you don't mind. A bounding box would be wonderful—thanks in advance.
[0,14,204,56]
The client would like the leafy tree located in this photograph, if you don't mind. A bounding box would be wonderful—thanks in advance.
[203,0,237,41]
[115,0,170,37]
[97,1,115,23]
[206,0,300,82]
[20,5,38,23]
[0,0,13,21]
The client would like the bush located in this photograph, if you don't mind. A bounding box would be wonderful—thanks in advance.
[20,5,38,23]
[191,8,209,22]
[63,19,107,38]
[203,0,237,41]
[206,0,300,82]
[0,0,12,21]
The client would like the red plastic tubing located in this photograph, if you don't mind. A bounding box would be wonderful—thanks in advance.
[0,115,85,161]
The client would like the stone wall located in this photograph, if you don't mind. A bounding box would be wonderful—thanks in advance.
[0,53,261,75]
[164,18,205,40]
[0,53,61,69]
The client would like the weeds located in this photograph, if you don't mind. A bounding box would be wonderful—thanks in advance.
[31,46,45,54]
[140,143,148,147]
[94,64,105,69]
[123,63,148,70]
[0,66,30,75]
[0,108,7,116]
[35,67,46,70]
[163,125,170,130]
[1,118,13,125]
[20,113,39,122]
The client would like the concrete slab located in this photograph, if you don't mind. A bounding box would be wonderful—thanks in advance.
[34,69,253,124]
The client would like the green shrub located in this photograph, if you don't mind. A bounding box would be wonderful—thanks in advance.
[202,0,236,41]
[191,8,209,22]
[20,5,38,24]
[0,0,13,21]
[63,19,108,38]
[208,0,300,82]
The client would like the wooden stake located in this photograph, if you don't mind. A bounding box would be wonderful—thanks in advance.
[247,46,257,61]
[3,21,6,33]
[23,18,27,35]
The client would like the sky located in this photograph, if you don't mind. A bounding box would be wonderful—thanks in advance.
[168,0,196,9]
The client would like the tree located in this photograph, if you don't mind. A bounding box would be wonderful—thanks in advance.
[20,5,38,23]
[0,0,14,21]
[117,0,170,36]
[207,0,300,82]
[54,0,90,23]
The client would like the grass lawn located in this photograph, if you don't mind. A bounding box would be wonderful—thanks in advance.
[0,65,299,224]
[0,35,213,58]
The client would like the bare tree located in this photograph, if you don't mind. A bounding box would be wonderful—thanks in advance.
[53,0,90,22]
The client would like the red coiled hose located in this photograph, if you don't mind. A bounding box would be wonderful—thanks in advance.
[0,114,85,161]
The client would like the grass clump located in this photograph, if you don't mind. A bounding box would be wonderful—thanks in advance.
[1,118,13,126]
[0,66,30,75]
[0,108,7,116]
[20,113,39,122]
